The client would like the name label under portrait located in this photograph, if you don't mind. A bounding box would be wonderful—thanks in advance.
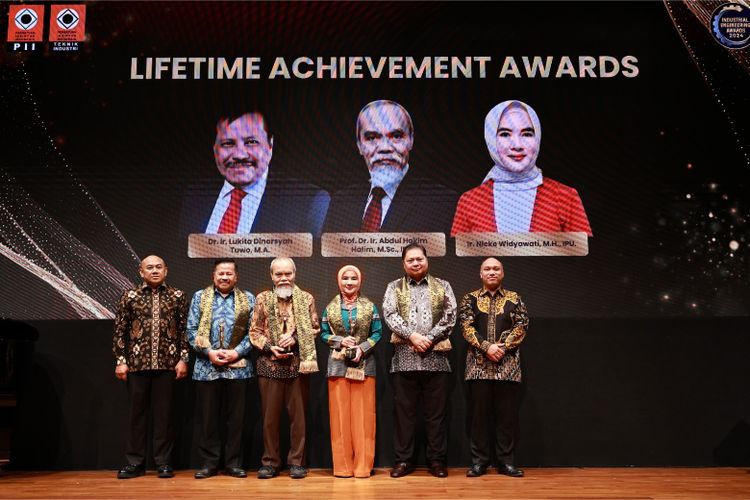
[188,233,313,258]
[322,232,446,257]
[455,232,589,257]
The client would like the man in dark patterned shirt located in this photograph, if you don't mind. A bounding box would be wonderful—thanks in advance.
[249,257,320,480]
[460,257,528,478]
[383,243,457,479]
[112,255,189,479]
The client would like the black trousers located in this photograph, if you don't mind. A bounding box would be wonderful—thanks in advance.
[468,380,520,466]
[194,378,248,469]
[125,370,175,466]
[392,371,448,465]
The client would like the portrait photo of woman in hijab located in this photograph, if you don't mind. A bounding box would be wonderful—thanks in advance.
[451,100,592,236]
[320,265,382,478]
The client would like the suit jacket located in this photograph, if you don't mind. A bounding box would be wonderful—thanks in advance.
[323,174,458,234]
[450,177,592,236]
[180,175,330,237]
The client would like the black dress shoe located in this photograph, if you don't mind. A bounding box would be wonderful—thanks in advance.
[390,462,414,478]
[224,467,247,478]
[257,465,278,479]
[289,465,308,479]
[466,464,487,477]
[498,463,524,477]
[428,462,448,478]
[117,464,145,479]
[157,464,174,478]
[194,467,217,479]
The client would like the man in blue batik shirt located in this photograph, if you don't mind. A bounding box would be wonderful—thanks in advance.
[187,258,255,479]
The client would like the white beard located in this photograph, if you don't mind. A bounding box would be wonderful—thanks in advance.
[275,285,293,299]
[369,165,404,188]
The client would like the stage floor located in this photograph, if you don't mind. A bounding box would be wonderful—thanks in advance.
[1,467,749,499]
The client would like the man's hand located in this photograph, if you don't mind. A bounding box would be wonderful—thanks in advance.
[270,345,293,360]
[351,346,363,363]
[341,336,357,349]
[486,344,505,363]
[219,349,239,364]
[208,349,228,366]
[115,364,128,381]
[278,333,297,349]
[175,360,188,379]
[409,333,432,353]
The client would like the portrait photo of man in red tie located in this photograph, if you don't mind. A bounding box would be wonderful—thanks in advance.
[181,110,330,237]
[323,100,456,234]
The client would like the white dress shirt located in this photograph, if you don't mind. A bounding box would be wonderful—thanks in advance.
[204,171,269,234]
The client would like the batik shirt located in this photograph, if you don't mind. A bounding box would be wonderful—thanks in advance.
[113,282,189,372]
[460,287,528,382]
[320,300,382,378]
[186,288,256,381]
[383,275,457,373]
[249,290,321,379]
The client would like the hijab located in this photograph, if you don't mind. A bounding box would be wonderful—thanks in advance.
[337,265,362,303]
[482,100,543,191]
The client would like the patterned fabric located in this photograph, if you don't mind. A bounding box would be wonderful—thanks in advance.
[187,288,256,381]
[325,295,373,380]
[250,289,321,379]
[194,285,252,370]
[264,285,318,373]
[321,296,382,379]
[113,282,189,372]
[382,275,457,373]
[390,275,452,352]
[460,287,528,382]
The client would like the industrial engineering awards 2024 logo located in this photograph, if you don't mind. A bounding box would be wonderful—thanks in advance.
[711,2,750,49]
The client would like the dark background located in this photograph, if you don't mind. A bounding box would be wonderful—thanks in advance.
[10,317,750,469]
[1,1,747,319]
[1,1,749,468]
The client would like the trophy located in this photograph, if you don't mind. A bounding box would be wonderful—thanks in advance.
[281,313,292,354]
[217,322,227,369]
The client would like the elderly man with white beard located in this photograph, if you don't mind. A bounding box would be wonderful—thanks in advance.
[322,100,457,233]
[249,257,320,480]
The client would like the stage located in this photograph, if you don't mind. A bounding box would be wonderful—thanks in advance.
[1,468,749,499]
[2,2,750,499]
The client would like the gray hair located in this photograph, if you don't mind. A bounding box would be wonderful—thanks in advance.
[356,100,414,141]
[270,257,296,273]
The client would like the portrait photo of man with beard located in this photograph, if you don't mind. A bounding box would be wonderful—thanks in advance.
[323,100,457,234]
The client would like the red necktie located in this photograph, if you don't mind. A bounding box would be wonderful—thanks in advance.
[361,187,386,232]
[217,188,247,234]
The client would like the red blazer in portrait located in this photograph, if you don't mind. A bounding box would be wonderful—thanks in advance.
[451,178,592,236]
